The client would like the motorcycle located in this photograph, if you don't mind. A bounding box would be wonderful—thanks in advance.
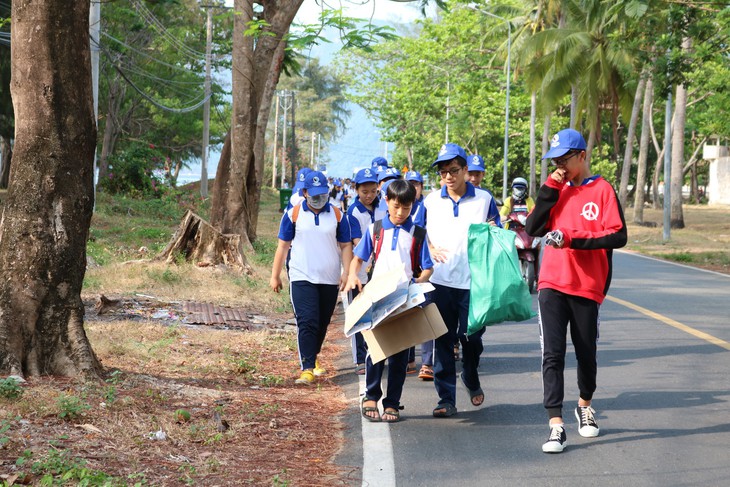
[504,205,541,293]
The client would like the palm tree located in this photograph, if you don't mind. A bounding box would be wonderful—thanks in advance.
[521,0,636,165]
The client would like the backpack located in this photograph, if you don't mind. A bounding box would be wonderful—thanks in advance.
[368,220,427,280]
[290,203,343,237]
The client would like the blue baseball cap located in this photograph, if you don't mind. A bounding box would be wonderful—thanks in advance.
[467,155,485,172]
[304,171,329,196]
[371,156,388,168]
[542,128,587,159]
[333,178,342,187]
[432,143,467,167]
[405,170,423,183]
[293,167,312,192]
[378,167,402,183]
[354,167,378,184]
[380,179,396,196]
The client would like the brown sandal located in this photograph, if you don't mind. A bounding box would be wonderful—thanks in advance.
[382,408,400,423]
[361,397,381,422]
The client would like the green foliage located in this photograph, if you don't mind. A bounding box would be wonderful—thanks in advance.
[99,143,165,197]
[57,394,92,421]
[657,251,730,268]
[14,448,139,486]
[145,267,184,286]
[251,237,278,267]
[589,146,620,187]
[0,418,14,448]
[98,0,231,187]
[0,377,24,400]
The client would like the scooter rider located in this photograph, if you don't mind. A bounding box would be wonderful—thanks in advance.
[500,177,535,230]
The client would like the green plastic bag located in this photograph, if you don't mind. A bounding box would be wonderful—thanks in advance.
[467,223,536,335]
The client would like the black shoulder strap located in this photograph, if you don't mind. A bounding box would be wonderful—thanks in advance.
[410,225,427,278]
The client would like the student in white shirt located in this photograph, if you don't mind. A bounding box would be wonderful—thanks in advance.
[423,143,501,417]
[346,167,386,374]
[286,167,312,211]
[345,179,434,422]
[270,171,353,386]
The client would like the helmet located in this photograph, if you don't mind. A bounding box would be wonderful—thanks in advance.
[512,177,528,200]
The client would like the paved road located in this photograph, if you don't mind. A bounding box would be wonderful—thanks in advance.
[336,251,730,487]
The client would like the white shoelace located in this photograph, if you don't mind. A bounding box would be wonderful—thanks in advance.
[579,406,596,425]
[548,425,564,441]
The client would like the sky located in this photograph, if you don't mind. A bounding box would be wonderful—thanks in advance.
[180,0,434,183]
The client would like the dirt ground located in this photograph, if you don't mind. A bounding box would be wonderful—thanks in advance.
[0,298,357,486]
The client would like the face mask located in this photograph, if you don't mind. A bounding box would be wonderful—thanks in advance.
[307,194,328,209]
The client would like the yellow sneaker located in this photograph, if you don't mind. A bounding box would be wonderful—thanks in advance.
[295,369,315,385]
[313,360,326,377]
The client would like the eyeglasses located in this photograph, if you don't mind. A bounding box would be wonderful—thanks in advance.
[437,167,464,178]
[551,151,582,166]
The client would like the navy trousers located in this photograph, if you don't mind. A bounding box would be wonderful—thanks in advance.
[431,284,485,407]
[290,281,339,371]
[364,348,410,411]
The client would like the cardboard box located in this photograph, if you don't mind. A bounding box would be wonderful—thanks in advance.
[343,263,447,363]
[361,303,447,364]
[343,265,409,338]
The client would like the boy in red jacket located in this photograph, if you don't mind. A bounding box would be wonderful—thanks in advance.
[525,128,627,453]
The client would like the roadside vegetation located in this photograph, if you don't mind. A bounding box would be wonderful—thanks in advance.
[624,205,730,274]
[0,186,349,486]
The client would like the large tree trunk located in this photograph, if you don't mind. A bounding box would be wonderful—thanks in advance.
[619,74,647,207]
[210,0,302,248]
[633,73,654,224]
[2,0,101,378]
[98,81,125,182]
[0,136,11,189]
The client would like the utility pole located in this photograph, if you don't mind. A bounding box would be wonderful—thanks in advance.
[279,91,292,188]
[289,91,297,185]
[663,88,672,242]
[90,0,101,203]
[317,133,321,170]
[271,93,279,188]
[310,131,315,168]
[200,4,213,198]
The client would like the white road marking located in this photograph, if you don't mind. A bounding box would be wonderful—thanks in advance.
[359,375,396,487]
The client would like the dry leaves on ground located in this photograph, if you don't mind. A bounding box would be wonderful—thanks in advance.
[0,304,353,486]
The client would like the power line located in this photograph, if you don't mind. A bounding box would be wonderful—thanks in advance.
[131,0,207,60]
[111,60,212,114]
[100,32,200,75]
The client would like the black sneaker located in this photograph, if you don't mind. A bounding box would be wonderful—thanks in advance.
[575,406,600,437]
[542,424,567,453]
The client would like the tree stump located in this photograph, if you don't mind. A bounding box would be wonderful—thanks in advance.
[157,210,251,271]
[94,294,122,315]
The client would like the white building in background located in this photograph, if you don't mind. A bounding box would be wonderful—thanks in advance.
[704,141,730,206]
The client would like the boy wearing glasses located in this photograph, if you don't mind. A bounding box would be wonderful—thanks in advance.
[525,128,627,453]
[423,143,501,417]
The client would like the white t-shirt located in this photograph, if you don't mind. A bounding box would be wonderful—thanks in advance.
[423,182,498,290]
[278,202,351,285]
[347,199,387,284]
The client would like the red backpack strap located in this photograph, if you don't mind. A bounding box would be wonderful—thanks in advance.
[372,220,385,264]
[367,220,384,281]
[410,225,427,278]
